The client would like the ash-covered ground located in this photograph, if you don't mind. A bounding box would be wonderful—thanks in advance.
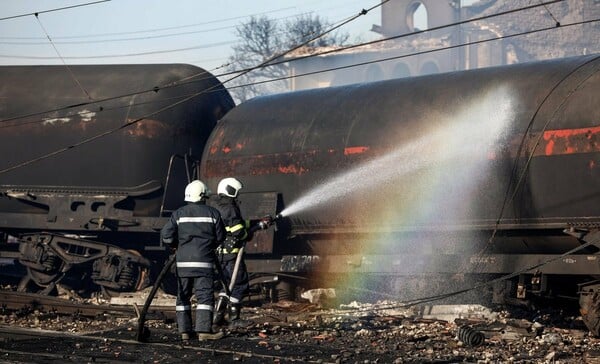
[1,288,600,364]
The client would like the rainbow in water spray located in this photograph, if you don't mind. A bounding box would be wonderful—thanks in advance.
[279,85,516,220]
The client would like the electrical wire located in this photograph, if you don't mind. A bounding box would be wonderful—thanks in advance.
[0,91,208,130]
[245,0,568,70]
[0,1,388,176]
[0,6,298,39]
[0,1,387,123]
[0,28,239,46]
[0,0,110,21]
[0,89,212,176]
[34,14,92,100]
[0,2,594,178]
[1,17,596,137]
[0,40,238,60]
[0,12,314,45]
[537,0,561,26]
[0,0,570,125]
[226,19,598,90]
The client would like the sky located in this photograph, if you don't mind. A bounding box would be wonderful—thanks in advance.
[0,0,390,73]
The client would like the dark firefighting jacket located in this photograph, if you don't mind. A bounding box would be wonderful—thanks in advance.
[214,196,248,254]
[160,201,226,277]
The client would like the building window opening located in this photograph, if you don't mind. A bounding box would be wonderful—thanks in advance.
[407,2,428,31]
[365,65,384,82]
[420,61,439,75]
[392,63,411,79]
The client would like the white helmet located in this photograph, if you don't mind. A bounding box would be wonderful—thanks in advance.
[184,180,208,202]
[217,177,243,198]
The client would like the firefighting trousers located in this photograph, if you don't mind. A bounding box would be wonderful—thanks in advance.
[217,255,249,304]
[175,275,214,333]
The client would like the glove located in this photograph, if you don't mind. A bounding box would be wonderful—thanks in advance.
[258,215,273,230]
[223,235,240,251]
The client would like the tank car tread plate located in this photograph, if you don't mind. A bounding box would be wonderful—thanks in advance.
[272,253,600,275]
[0,180,161,197]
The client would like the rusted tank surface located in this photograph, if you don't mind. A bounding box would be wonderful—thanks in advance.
[201,54,600,254]
[0,64,234,221]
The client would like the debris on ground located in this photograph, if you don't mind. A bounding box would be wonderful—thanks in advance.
[1,294,599,363]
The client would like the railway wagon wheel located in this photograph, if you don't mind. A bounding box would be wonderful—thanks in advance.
[18,267,64,295]
[17,249,66,295]
[579,281,600,336]
[94,249,150,297]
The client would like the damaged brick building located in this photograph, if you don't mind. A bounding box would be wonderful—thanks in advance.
[288,0,600,90]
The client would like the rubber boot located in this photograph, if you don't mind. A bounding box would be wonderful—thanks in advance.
[213,296,228,326]
[229,303,241,321]
[228,304,251,328]
[198,331,225,341]
[196,308,224,340]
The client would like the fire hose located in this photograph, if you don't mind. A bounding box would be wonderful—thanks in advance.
[136,253,175,342]
[215,214,281,316]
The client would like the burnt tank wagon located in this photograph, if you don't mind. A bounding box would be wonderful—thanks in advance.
[2,55,600,334]
[202,54,600,332]
[0,64,234,294]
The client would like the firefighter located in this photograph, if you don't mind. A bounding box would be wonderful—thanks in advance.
[213,177,272,325]
[160,180,226,341]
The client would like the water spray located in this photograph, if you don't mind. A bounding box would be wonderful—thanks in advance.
[279,85,515,220]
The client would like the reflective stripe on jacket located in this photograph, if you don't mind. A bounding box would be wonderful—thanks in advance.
[161,201,226,277]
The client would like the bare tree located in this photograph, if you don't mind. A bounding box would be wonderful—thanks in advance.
[225,14,349,103]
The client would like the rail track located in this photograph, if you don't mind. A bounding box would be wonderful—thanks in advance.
[0,289,344,363]
[0,324,340,364]
[0,290,174,321]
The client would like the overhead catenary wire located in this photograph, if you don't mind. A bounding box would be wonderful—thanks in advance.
[0,1,565,62]
[247,0,567,70]
[0,12,314,45]
[0,0,110,21]
[0,17,596,138]
[1,13,596,146]
[0,1,389,124]
[226,19,598,90]
[34,14,92,101]
[0,40,239,60]
[0,6,298,40]
[0,0,388,176]
[0,0,571,126]
[537,0,561,26]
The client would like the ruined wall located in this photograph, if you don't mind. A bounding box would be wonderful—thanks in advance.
[473,0,600,62]
[287,0,599,91]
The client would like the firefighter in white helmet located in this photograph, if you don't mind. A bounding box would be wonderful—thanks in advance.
[161,180,226,341]
[213,177,272,326]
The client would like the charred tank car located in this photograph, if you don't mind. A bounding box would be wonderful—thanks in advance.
[0,64,234,295]
[201,54,600,332]
[2,54,600,335]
